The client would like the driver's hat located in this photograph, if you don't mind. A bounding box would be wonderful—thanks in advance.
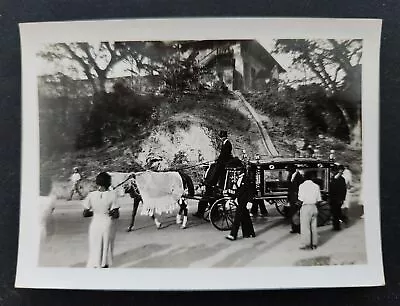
[218,130,228,138]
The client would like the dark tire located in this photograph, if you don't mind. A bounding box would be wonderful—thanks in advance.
[273,198,290,218]
[209,198,237,231]
[317,201,331,226]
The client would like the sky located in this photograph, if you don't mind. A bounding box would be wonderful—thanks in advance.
[37,38,357,88]
[37,38,297,78]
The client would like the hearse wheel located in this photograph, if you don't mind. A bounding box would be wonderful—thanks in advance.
[210,198,237,231]
[273,199,290,218]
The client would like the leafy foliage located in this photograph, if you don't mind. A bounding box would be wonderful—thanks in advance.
[273,39,362,146]
[245,84,351,141]
[75,83,163,149]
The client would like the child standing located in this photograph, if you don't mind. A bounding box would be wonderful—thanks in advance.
[68,167,84,200]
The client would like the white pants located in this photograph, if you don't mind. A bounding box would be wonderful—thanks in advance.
[300,204,318,247]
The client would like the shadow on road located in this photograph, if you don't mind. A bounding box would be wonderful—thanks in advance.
[71,243,172,268]
[318,218,360,247]
[126,243,227,268]
[212,232,293,267]
[254,218,287,237]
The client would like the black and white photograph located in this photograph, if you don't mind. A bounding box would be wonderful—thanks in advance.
[17,18,383,290]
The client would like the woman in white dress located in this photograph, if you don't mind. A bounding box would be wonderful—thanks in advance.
[39,176,56,242]
[83,172,119,268]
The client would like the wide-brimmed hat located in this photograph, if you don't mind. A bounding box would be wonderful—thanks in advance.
[218,130,228,138]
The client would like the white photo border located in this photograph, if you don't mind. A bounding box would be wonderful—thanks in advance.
[17,17,383,290]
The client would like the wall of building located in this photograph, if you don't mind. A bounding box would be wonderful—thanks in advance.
[240,44,272,91]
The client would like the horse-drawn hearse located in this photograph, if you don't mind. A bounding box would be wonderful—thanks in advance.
[188,153,336,231]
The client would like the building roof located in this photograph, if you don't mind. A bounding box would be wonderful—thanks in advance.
[188,40,285,74]
[241,40,286,73]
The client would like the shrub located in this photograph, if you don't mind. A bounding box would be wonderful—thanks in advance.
[246,84,350,141]
[75,83,164,149]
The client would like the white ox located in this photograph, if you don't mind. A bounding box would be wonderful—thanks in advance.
[38,170,192,238]
[108,171,192,230]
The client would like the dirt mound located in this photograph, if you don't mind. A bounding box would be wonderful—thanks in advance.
[137,113,217,168]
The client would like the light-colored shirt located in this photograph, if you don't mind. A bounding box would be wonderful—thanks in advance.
[342,169,352,188]
[83,190,119,216]
[298,180,322,205]
[70,173,81,184]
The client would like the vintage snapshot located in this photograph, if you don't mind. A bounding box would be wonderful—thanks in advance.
[17,18,383,290]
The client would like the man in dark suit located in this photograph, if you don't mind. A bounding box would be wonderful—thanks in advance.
[329,164,348,231]
[287,164,304,233]
[214,130,233,187]
[225,168,256,241]
[217,131,233,162]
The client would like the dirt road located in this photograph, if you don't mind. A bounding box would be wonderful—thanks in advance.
[39,197,367,268]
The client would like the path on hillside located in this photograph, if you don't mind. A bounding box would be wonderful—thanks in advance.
[230,91,279,157]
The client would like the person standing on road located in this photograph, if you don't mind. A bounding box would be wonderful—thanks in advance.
[83,172,120,268]
[68,167,84,200]
[287,164,304,234]
[298,171,321,250]
[225,168,256,241]
[342,164,353,219]
[39,175,56,242]
[329,164,348,231]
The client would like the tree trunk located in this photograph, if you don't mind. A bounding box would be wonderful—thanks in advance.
[96,71,107,93]
[336,103,361,147]
[350,118,362,148]
[336,103,353,141]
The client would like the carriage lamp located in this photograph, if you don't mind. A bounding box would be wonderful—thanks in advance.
[329,149,335,161]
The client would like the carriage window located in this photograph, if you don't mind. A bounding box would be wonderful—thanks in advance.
[263,170,289,193]
[264,170,289,182]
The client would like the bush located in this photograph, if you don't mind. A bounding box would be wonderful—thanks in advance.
[75,83,164,149]
[246,84,350,141]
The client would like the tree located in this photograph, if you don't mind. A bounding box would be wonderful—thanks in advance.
[274,39,362,146]
[115,41,208,96]
[39,42,130,93]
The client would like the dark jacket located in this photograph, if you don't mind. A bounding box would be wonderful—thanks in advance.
[217,139,233,163]
[235,173,256,205]
[329,175,347,204]
[287,171,304,204]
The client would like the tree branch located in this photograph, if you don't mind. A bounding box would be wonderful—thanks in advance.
[77,43,102,76]
[59,43,96,81]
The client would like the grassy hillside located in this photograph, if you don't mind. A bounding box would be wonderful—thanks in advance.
[41,91,255,187]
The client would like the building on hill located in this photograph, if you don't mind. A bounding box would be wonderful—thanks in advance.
[190,40,286,92]
[38,40,285,97]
